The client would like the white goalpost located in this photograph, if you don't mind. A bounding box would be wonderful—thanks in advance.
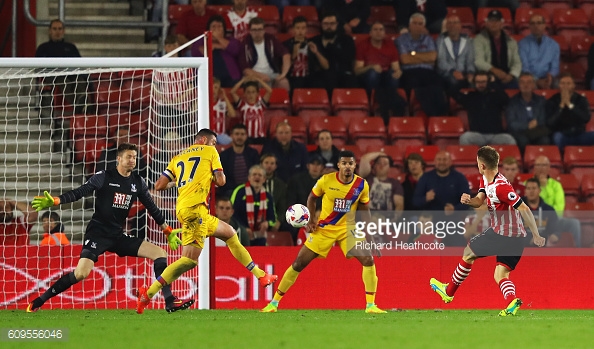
[0,56,212,310]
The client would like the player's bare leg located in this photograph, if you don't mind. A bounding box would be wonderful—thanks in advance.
[430,246,477,304]
[137,241,194,313]
[261,245,318,312]
[27,257,94,312]
[215,220,277,287]
[494,265,522,316]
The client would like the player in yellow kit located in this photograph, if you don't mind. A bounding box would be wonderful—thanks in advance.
[136,129,277,313]
[261,150,387,314]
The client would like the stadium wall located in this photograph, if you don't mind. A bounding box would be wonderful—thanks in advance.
[2,246,593,310]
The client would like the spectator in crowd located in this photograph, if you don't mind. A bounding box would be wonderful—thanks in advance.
[320,0,371,35]
[226,0,259,41]
[396,0,447,34]
[500,156,526,197]
[230,165,276,246]
[219,124,261,196]
[0,199,38,245]
[532,155,581,247]
[309,11,358,96]
[212,77,237,145]
[412,151,469,245]
[152,34,180,57]
[474,10,521,89]
[97,127,148,177]
[282,16,329,90]
[309,130,340,171]
[546,73,594,152]
[192,15,242,87]
[175,0,213,49]
[396,13,448,116]
[453,71,516,146]
[261,122,309,183]
[522,178,559,246]
[260,153,288,232]
[402,152,426,211]
[506,72,550,152]
[39,211,70,246]
[230,76,272,143]
[358,152,404,217]
[286,154,325,208]
[35,19,81,58]
[238,17,291,91]
[436,15,475,91]
[518,14,560,90]
[354,22,404,122]
[215,196,250,246]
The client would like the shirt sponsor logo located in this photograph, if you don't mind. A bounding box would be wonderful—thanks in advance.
[113,192,132,209]
[109,183,120,187]
[333,198,352,213]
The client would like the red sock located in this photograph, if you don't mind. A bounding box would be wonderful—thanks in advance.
[499,278,516,301]
[446,259,473,296]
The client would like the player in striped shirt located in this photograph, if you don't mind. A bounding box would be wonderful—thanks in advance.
[226,0,258,41]
[430,146,546,316]
[212,77,237,145]
[230,76,272,143]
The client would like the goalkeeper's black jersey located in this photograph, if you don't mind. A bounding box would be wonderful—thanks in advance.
[58,168,165,235]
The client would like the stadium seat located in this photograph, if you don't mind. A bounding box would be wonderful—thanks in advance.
[578,91,594,110]
[70,114,108,140]
[551,35,570,59]
[168,5,191,23]
[523,145,563,175]
[540,0,573,13]
[206,5,232,16]
[552,9,589,43]
[95,80,131,112]
[446,7,475,35]
[388,117,427,147]
[580,174,594,199]
[308,116,347,147]
[368,6,397,33]
[125,79,152,112]
[348,117,387,148]
[504,89,519,99]
[364,145,405,171]
[253,6,280,35]
[292,88,331,123]
[404,145,439,164]
[266,231,294,246]
[466,173,482,195]
[493,145,522,169]
[563,146,594,181]
[73,138,109,173]
[570,35,593,61]
[555,173,580,202]
[560,62,587,89]
[338,145,363,160]
[331,88,370,125]
[268,116,307,143]
[476,7,513,33]
[249,144,263,154]
[108,113,148,138]
[534,89,557,100]
[282,6,319,35]
[587,118,594,132]
[515,8,551,36]
[446,145,479,175]
[564,201,594,224]
[427,117,465,148]
[350,34,369,45]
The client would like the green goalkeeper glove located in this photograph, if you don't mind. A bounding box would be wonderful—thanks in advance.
[165,228,183,251]
[32,191,59,211]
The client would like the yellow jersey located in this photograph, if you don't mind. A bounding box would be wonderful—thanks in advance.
[311,172,370,234]
[162,144,223,209]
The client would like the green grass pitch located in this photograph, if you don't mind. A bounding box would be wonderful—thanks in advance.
[1,309,593,349]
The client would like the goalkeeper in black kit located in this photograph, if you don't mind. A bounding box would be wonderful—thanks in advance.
[26,143,193,313]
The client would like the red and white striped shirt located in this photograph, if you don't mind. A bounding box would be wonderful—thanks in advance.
[153,68,196,112]
[236,97,267,138]
[292,44,309,77]
[479,173,526,237]
[226,8,258,42]
[212,98,227,135]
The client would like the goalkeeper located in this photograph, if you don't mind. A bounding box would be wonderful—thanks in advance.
[26,143,193,313]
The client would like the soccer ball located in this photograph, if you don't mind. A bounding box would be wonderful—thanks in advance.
[286,204,310,228]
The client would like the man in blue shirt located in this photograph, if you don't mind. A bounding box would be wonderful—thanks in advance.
[518,14,560,90]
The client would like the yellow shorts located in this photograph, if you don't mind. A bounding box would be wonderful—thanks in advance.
[304,226,365,258]
[176,204,219,249]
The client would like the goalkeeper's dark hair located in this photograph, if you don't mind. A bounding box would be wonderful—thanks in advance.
[338,150,355,161]
[196,128,218,139]
[117,143,138,156]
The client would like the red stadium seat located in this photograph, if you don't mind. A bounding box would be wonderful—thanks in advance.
[268,116,307,143]
[560,62,587,89]
[125,79,152,112]
[266,231,294,246]
[350,34,369,45]
[282,6,319,34]
[73,138,109,173]
[253,6,280,34]
[578,91,594,110]
[552,9,589,43]
[555,173,580,202]
[168,5,191,23]
[266,88,291,117]
[534,89,557,100]
[580,174,594,199]
[447,145,479,175]
[515,8,551,36]
[447,7,475,35]
[206,5,232,16]
[493,145,522,169]
[108,113,148,138]
[476,7,513,33]
[348,117,387,148]
[292,88,330,123]
[563,145,594,181]
[427,117,465,148]
[550,35,570,59]
[570,35,593,60]
[364,145,405,171]
[308,116,347,147]
[368,6,397,33]
[540,0,573,13]
[388,117,426,147]
[523,145,563,175]
[331,88,370,125]
[466,173,482,195]
[404,145,439,164]
[564,201,594,224]
[70,114,108,140]
[95,80,131,112]
[338,145,363,160]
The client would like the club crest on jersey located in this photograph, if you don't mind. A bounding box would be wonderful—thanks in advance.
[131,184,137,192]
[508,192,517,201]
[353,188,360,196]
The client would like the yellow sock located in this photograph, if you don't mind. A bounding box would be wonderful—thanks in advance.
[362,265,378,304]
[272,266,300,303]
[147,256,197,298]
[226,234,265,278]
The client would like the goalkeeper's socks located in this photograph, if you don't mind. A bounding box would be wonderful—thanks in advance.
[164,295,176,307]
[30,297,45,310]
[40,271,79,302]
[153,257,173,300]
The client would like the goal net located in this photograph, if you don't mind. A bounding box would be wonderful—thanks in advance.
[0,56,211,310]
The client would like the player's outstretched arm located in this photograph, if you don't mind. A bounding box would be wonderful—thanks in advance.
[460,192,485,208]
[32,172,104,211]
[517,202,546,247]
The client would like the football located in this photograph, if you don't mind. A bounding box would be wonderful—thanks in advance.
[286,204,310,228]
